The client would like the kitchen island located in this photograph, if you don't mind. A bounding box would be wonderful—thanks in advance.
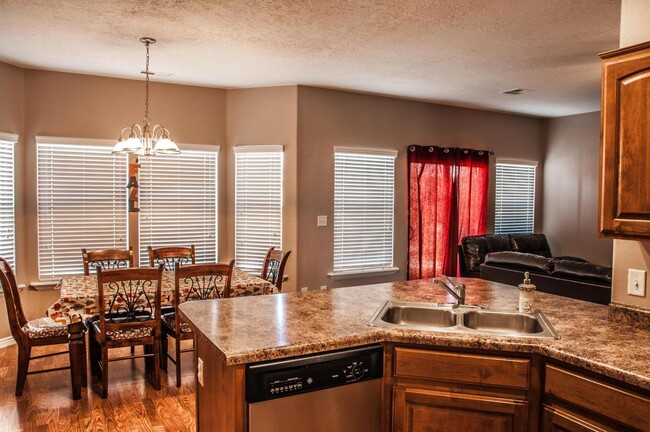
[179,278,650,432]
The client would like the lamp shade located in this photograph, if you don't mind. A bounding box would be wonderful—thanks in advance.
[154,138,180,154]
[112,140,128,154]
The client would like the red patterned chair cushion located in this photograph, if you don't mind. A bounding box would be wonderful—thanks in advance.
[90,321,154,341]
[22,317,68,339]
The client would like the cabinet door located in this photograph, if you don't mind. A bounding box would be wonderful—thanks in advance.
[542,405,621,432]
[599,42,650,238]
[393,387,528,432]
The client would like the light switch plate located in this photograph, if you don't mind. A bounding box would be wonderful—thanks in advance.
[628,269,647,297]
[197,357,204,387]
[317,215,328,227]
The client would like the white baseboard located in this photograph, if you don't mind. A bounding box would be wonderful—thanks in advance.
[0,336,15,349]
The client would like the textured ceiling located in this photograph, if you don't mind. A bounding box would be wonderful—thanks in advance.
[0,0,621,117]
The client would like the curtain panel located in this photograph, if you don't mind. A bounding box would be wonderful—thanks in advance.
[408,145,489,279]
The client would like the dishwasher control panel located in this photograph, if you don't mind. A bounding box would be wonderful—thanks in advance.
[246,345,383,403]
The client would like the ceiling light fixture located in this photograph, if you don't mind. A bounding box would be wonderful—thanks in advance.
[113,37,180,157]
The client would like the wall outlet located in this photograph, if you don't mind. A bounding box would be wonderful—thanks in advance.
[320,285,327,290]
[317,215,328,227]
[197,357,204,387]
[301,287,308,292]
[628,269,647,297]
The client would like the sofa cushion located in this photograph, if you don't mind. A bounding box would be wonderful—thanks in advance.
[509,234,552,257]
[461,234,512,272]
[484,251,554,274]
[552,260,612,285]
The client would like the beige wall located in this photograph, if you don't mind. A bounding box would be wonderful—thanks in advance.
[0,62,25,340]
[543,112,613,266]
[296,86,545,290]
[0,66,227,339]
[612,0,650,309]
[226,86,299,292]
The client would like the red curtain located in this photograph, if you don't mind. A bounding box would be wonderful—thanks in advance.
[408,146,489,279]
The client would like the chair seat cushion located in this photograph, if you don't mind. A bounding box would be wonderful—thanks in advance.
[23,317,68,339]
[161,313,192,333]
[90,320,154,341]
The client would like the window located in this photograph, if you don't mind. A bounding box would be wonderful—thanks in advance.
[494,161,537,234]
[138,147,219,264]
[332,147,397,276]
[234,146,283,273]
[37,138,128,279]
[0,133,17,269]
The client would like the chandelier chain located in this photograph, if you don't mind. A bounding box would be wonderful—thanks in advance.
[144,40,150,124]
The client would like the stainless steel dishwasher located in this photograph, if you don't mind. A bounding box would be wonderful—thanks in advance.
[246,344,383,432]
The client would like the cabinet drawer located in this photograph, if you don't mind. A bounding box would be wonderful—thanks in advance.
[542,404,620,432]
[394,348,530,389]
[545,365,650,431]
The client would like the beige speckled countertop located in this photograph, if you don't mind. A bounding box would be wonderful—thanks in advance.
[178,278,650,391]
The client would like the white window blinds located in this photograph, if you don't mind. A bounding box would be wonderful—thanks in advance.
[495,162,537,234]
[37,139,128,279]
[138,148,218,264]
[333,148,397,274]
[0,135,16,268]
[234,146,283,273]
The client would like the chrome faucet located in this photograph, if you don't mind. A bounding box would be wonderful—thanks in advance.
[433,275,466,308]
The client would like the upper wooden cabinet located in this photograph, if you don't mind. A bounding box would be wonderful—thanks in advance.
[599,42,650,238]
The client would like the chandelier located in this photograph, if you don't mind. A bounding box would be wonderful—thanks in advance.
[112,37,180,157]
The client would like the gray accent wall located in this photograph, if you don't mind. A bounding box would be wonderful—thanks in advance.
[543,112,613,266]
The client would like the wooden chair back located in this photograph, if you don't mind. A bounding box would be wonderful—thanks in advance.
[82,247,134,276]
[175,260,234,305]
[148,245,196,270]
[0,257,28,341]
[96,265,163,340]
[261,247,291,291]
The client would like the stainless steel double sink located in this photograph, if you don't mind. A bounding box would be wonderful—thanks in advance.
[368,300,558,339]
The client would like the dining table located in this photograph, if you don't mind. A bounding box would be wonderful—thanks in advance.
[46,268,276,325]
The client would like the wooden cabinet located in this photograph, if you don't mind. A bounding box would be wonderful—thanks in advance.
[599,41,650,238]
[543,365,650,432]
[390,348,535,432]
[394,387,528,432]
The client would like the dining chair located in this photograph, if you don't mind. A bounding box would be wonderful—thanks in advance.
[148,245,196,270]
[161,260,234,387]
[88,265,163,398]
[0,257,87,399]
[82,247,134,276]
[261,247,291,292]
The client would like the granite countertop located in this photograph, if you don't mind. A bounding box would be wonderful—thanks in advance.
[179,278,650,391]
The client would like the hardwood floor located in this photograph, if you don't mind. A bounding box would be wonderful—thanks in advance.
[0,340,196,431]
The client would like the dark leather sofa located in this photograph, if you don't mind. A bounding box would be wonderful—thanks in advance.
[459,234,612,305]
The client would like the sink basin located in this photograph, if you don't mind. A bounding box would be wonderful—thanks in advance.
[462,310,544,334]
[381,305,456,327]
[368,301,558,339]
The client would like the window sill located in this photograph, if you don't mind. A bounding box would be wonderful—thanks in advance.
[29,281,59,291]
[327,267,400,281]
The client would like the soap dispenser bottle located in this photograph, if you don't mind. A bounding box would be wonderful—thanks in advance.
[518,272,536,313]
